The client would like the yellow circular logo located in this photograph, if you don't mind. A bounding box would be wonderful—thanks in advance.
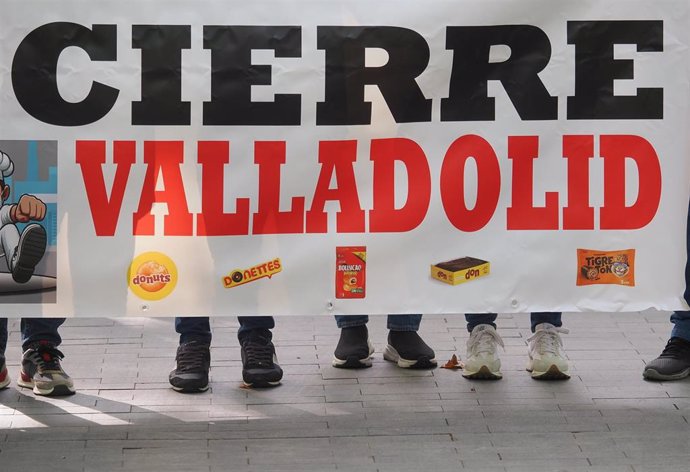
[127,252,178,301]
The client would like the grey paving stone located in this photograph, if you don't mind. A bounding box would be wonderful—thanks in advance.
[0,311,687,470]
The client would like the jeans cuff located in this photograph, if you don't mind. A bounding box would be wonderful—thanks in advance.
[387,326,419,332]
[337,320,368,329]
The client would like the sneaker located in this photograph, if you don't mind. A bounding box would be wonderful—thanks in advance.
[11,223,47,284]
[383,331,437,369]
[17,341,75,396]
[0,353,9,389]
[643,337,690,381]
[240,331,283,387]
[526,323,570,380]
[332,325,374,368]
[169,339,211,392]
[463,324,504,380]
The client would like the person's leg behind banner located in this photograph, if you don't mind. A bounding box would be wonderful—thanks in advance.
[237,316,282,388]
[170,317,212,392]
[170,316,281,391]
[526,312,569,380]
[463,313,504,379]
[463,312,568,380]
[0,318,8,389]
[332,315,373,368]
[332,314,436,369]
[17,317,73,396]
[644,200,690,380]
[382,314,437,369]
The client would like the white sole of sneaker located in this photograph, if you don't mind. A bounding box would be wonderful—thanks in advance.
[528,364,570,380]
[171,384,209,393]
[17,376,75,396]
[462,365,502,380]
[242,380,281,388]
[643,367,690,381]
[382,345,437,369]
[332,341,374,368]
[332,355,373,368]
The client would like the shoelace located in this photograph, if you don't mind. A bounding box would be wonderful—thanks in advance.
[527,326,569,355]
[243,338,275,368]
[468,328,504,355]
[31,345,65,372]
[176,343,209,372]
[660,338,690,359]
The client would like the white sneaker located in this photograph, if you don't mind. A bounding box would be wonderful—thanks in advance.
[526,323,570,380]
[463,324,504,380]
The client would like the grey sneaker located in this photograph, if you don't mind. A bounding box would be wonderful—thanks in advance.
[463,324,504,380]
[18,341,75,396]
[169,340,211,392]
[240,332,283,388]
[643,337,690,381]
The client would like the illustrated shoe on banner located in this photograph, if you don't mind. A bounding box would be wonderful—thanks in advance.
[11,223,47,284]
[463,324,504,380]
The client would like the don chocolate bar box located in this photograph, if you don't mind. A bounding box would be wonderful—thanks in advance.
[431,257,490,285]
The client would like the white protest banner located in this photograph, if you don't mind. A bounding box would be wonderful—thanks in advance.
[0,0,688,317]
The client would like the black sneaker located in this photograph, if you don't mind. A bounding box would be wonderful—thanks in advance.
[332,325,374,368]
[169,340,210,392]
[11,223,47,284]
[383,331,437,369]
[643,337,690,381]
[0,353,9,389]
[240,332,283,388]
[18,341,75,396]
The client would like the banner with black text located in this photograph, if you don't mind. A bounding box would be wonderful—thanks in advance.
[0,0,688,316]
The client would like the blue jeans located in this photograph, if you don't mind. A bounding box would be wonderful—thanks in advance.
[334,314,421,331]
[465,312,562,333]
[0,318,65,353]
[174,316,275,344]
[671,200,690,341]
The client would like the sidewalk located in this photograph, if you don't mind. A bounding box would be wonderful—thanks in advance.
[0,311,687,472]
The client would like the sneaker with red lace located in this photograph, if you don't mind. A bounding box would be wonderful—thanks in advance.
[17,341,75,396]
[0,353,9,389]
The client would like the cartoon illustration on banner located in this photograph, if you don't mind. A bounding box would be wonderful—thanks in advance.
[0,142,56,303]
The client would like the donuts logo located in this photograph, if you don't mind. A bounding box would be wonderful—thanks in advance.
[127,252,178,300]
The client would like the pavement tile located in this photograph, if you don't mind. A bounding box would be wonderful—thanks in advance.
[0,311,688,471]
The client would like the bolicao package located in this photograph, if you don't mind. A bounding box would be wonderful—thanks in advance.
[335,246,366,299]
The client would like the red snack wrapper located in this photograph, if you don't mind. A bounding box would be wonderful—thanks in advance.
[336,246,366,299]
